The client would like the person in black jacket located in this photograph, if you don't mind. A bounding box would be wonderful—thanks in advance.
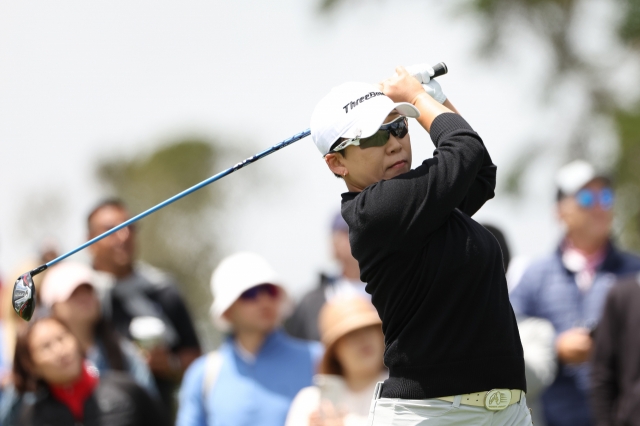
[309,66,530,424]
[13,316,168,426]
[591,273,640,426]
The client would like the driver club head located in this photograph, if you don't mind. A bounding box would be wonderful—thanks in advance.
[12,272,37,321]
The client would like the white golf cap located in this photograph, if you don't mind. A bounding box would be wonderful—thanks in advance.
[210,252,288,332]
[555,160,610,197]
[41,262,96,308]
[310,82,420,156]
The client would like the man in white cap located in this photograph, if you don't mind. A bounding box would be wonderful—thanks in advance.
[510,160,640,426]
[176,252,322,426]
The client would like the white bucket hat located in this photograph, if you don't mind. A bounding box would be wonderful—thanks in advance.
[210,252,289,332]
[310,82,420,156]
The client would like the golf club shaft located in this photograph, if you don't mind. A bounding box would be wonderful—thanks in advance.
[42,128,311,271]
[30,62,448,277]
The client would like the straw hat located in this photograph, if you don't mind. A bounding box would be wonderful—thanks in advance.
[318,296,382,375]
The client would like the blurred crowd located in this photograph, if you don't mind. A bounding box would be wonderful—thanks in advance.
[0,158,638,426]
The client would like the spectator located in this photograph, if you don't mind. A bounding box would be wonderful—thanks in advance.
[0,262,160,426]
[86,198,201,412]
[177,252,322,426]
[591,273,640,425]
[41,261,157,396]
[510,160,640,426]
[12,316,169,426]
[286,296,386,426]
[483,223,556,426]
[286,213,365,341]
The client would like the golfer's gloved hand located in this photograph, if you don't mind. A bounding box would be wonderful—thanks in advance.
[405,64,447,104]
[405,64,434,84]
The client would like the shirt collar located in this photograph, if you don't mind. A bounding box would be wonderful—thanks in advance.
[228,329,283,364]
[233,340,257,364]
[557,238,624,274]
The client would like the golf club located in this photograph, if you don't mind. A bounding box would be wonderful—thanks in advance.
[12,62,448,321]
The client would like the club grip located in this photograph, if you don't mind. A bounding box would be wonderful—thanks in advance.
[431,62,448,78]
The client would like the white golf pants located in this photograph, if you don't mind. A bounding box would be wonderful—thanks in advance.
[367,387,533,425]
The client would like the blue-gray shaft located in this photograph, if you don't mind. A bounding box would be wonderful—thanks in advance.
[45,128,311,268]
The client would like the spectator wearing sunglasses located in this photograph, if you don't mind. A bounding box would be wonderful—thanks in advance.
[510,160,640,426]
[176,252,322,426]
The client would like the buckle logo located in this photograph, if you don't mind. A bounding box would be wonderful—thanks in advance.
[485,389,511,411]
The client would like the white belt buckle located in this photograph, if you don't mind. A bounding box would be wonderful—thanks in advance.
[484,389,511,411]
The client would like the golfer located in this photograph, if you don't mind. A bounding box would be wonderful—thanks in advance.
[310,67,531,425]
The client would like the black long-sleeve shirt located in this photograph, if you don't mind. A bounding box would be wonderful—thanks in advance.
[591,275,640,426]
[341,113,526,399]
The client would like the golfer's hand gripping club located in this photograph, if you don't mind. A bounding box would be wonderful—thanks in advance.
[405,62,448,104]
[406,62,448,83]
[11,62,448,321]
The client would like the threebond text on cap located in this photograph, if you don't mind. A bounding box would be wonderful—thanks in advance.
[310,82,420,156]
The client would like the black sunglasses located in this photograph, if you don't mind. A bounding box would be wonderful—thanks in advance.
[331,116,409,152]
[239,283,279,301]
